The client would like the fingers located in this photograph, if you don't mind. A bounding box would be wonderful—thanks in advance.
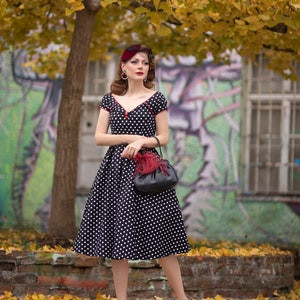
[120,145,139,159]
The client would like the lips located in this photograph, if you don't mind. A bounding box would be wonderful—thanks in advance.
[136,72,144,75]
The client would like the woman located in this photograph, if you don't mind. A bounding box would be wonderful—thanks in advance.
[73,44,190,300]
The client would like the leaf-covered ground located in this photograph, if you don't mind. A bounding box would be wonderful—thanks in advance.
[0,229,299,300]
[0,229,291,257]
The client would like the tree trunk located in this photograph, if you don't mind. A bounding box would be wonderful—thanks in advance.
[48,8,97,238]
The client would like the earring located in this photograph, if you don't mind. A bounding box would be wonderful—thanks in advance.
[121,71,128,80]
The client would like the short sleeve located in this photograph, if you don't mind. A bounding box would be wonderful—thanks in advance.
[148,91,168,115]
[99,93,114,112]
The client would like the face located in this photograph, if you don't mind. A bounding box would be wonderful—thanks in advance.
[122,52,149,81]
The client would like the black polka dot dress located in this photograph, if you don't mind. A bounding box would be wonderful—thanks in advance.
[73,91,190,260]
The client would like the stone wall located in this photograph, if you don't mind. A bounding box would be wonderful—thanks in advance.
[0,250,296,299]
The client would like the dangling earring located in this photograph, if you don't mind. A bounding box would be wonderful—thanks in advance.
[121,70,128,80]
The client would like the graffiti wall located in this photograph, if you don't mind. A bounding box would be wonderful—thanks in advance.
[0,50,61,230]
[0,50,299,246]
[157,54,242,239]
[156,54,300,246]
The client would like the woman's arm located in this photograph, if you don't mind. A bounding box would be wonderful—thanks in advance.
[121,110,169,159]
[94,108,169,158]
[153,109,169,146]
[94,109,140,146]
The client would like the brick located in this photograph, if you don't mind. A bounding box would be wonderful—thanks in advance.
[129,259,158,268]
[275,275,295,288]
[33,252,56,264]
[50,253,73,265]
[1,271,13,282]
[26,285,51,295]
[18,264,41,273]
[37,275,109,290]
[2,251,28,260]
[47,287,69,296]
[0,262,15,271]
[73,253,100,267]
[130,267,164,281]
[278,264,295,275]
[68,266,96,277]
[178,264,193,276]
[16,253,36,266]
[178,255,205,264]
[14,273,37,284]
[12,284,27,295]
[190,262,214,277]
[214,277,243,289]
[98,266,112,278]
[183,277,214,289]
[64,277,109,289]
[128,280,167,293]
[0,284,14,292]
[37,275,64,286]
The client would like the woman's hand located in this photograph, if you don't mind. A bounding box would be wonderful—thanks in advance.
[120,140,144,159]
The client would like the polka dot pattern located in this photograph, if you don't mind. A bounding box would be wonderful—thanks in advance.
[72,92,190,260]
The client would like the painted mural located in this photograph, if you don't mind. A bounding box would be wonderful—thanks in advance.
[157,54,242,239]
[0,49,61,230]
[0,49,299,247]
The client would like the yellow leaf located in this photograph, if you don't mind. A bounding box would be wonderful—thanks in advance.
[31,292,40,300]
[244,15,259,23]
[256,292,266,300]
[258,14,270,21]
[290,1,300,10]
[159,2,173,15]
[235,19,245,25]
[101,0,118,8]
[156,24,172,37]
[153,0,160,10]
[3,291,13,297]
[29,243,37,251]
[233,2,241,10]
[40,245,53,252]
[118,0,131,7]
[135,7,149,14]
[68,0,84,8]
[207,11,220,22]
[65,8,74,16]
[249,248,261,255]
[96,293,117,299]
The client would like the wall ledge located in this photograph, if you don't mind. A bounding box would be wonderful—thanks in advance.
[0,250,296,299]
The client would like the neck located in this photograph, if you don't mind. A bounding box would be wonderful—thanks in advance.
[126,80,149,95]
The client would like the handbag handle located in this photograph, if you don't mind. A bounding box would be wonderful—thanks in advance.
[153,136,164,158]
